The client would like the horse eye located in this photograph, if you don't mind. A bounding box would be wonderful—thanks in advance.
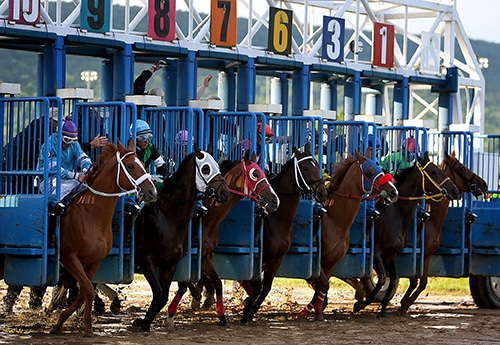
[127,163,135,170]
[249,168,260,181]
[201,164,211,175]
[364,166,375,178]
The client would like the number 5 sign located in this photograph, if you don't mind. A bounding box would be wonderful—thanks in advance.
[372,22,394,68]
[211,0,237,47]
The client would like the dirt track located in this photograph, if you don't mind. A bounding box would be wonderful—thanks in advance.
[1,279,499,345]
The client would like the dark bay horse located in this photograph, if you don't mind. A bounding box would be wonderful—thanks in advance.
[240,143,329,324]
[167,150,280,326]
[51,141,157,336]
[353,152,460,317]
[296,150,399,321]
[132,144,230,332]
[398,151,488,315]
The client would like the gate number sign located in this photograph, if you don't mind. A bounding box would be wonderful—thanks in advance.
[211,0,237,47]
[9,0,40,25]
[372,22,394,68]
[268,7,292,56]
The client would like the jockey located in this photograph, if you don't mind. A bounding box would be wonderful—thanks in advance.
[37,115,92,200]
[131,119,169,178]
[381,136,419,175]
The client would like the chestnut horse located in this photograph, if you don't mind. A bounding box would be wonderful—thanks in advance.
[398,151,487,315]
[240,143,328,323]
[353,152,460,317]
[51,141,157,336]
[132,144,230,332]
[167,150,280,326]
[297,150,399,321]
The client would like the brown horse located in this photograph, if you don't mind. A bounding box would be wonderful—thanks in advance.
[296,150,399,321]
[398,151,488,315]
[353,152,460,317]
[132,144,230,332]
[239,143,328,323]
[167,150,280,326]
[51,141,157,336]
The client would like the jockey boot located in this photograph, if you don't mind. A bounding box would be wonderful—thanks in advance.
[416,206,430,224]
[193,204,208,218]
[2,285,22,313]
[29,286,47,310]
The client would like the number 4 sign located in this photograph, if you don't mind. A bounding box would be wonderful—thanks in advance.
[372,22,394,68]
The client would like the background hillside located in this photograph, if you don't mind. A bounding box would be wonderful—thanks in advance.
[1,6,498,134]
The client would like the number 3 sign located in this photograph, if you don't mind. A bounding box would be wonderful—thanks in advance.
[372,22,394,68]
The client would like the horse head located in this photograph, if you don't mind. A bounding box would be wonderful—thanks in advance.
[354,150,398,204]
[193,143,230,203]
[416,151,460,201]
[121,140,157,202]
[239,150,280,213]
[291,142,327,203]
[441,151,488,197]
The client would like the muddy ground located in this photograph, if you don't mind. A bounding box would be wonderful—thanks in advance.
[0,278,499,345]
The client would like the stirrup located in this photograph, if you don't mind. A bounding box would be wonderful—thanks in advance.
[49,202,65,216]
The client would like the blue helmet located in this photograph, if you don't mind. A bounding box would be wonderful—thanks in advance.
[130,120,152,137]
[367,134,381,150]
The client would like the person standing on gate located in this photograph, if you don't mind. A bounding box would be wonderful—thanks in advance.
[36,116,92,200]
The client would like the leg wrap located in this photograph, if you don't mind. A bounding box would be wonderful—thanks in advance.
[296,302,313,318]
[313,292,326,313]
[167,294,182,315]
[215,296,224,316]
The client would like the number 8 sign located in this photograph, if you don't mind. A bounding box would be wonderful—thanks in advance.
[372,22,394,68]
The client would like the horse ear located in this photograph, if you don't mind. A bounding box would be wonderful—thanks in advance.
[244,149,251,163]
[115,139,124,152]
[354,149,366,163]
[292,146,300,157]
[194,142,204,159]
[206,142,214,155]
[444,151,450,159]
[304,142,311,155]
[126,138,135,151]
[451,150,456,158]
[250,151,257,162]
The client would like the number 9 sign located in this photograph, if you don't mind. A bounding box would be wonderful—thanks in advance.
[81,0,110,33]
[321,16,345,63]
[267,7,292,56]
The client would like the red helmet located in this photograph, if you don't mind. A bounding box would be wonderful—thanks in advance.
[402,137,419,152]
[257,122,274,137]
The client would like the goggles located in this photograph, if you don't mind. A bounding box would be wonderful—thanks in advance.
[137,133,153,142]
[62,135,78,144]
[265,136,273,144]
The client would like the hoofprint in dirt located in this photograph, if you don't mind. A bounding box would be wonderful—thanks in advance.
[0,279,499,345]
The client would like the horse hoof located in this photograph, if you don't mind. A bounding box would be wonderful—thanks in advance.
[314,313,324,322]
[191,299,201,311]
[165,316,175,330]
[353,301,363,312]
[132,318,151,332]
[376,311,387,319]
[110,297,121,315]
[217,316,228,327]
[240,317,249,325]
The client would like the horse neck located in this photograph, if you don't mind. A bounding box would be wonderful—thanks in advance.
[272,159,302,195]
[396,167,425,202]
[162,158,199,202]
[90,156,125,195]
[426,199,450,238]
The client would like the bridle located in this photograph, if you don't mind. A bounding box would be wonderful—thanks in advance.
[443,157,481,195]
[398,161,452,202]
[195,151,228,200]
[85,151,153,197]
[229,159,273,205]
[293,155,324,196]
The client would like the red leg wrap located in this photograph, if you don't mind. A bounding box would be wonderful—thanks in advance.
[313,292,326,313]
[296,303,313,318]
[167,294,182,314]
[216,296,224,316]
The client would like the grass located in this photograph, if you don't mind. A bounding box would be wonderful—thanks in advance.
[273,277,471,296]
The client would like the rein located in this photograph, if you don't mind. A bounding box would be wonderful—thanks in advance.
[397,161,450,202]
[85,151,152,197]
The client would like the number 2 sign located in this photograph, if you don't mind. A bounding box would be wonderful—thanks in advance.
[211,0,237,47]
[372,22,394,68]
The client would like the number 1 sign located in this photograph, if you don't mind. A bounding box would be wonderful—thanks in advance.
[372,22,394,68]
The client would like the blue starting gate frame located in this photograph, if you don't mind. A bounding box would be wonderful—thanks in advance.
[0,97,63,286]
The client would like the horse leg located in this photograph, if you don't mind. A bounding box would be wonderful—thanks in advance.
[133,262,173,332]
[247,261,281,321]
[354,253,385,312]
[378,255,398,318]
[297,269,329,321]
[52,254,96,336]
[201,260,227,326]
[188,282,202,310]
[95,283,121,315]
[240,279,262,324]
[341,277,365,303]
[399,257,431,315]
[168,281,188,318]
[398,277,418,315]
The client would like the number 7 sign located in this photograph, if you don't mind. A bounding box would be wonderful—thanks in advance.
[372,22,394,68]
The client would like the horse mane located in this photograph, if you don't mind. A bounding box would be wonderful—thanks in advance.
[394,163,414,185]
[220,159,237,175]
[162,151,197,188]
[329,154,356,192]
[85,142,118,185]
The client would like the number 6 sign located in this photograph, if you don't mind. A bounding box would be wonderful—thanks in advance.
[372,22,394,68]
